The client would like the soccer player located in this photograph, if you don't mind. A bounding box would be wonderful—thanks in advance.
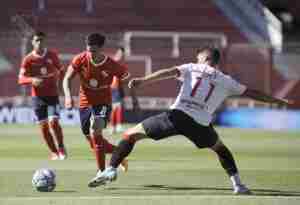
[88,46,292,194]
[110,47,126,134]
[63,33,129,172]
[18,31,67,160]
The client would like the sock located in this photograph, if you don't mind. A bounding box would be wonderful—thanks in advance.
[39,122,58,153]
[230,173,242,187]
[49,119,65,148]
[215,145,238,177]
[110,139,135,168]
[91,133,106,171]
[103,138,116,153]
[110,108,117,129]
[116,106,123,126]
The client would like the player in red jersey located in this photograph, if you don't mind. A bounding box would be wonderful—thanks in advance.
[63,33,129,172]
[18,31,67,160]
[110,47,126,134]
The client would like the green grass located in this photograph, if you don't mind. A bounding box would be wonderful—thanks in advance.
[0,124,300,205]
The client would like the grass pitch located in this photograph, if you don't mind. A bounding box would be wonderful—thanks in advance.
[0,124,300,205]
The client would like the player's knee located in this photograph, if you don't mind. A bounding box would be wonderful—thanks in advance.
[48,118,60,129]
[210,139,225,151]
[122,123,147,143]
[39,120,50,132]
[90,117,105,136]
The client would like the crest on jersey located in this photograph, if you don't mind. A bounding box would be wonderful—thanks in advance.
[40,67,48,75]
[89,78,98,87]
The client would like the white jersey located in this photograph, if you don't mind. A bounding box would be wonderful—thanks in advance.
[170,63,247,126]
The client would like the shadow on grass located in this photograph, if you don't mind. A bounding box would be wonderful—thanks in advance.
[53,190,77,193]
[142,184,300,197]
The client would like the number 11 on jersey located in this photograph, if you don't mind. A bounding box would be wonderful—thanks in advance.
[190,77,215,102]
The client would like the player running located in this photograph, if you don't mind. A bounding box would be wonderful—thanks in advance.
[63,33,129,172]
[110,47,126,134]
[88,46,292,194]
[18,31,67,160]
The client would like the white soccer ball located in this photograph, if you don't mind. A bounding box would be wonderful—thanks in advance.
[32,168,56,192]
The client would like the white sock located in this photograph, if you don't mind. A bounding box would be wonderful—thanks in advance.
[230,173,242,187]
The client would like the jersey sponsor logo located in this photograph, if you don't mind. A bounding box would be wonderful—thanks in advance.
[40,67,48,75]
[89,78,98,87]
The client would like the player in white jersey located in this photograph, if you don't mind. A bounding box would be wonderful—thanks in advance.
[88,46,291,194]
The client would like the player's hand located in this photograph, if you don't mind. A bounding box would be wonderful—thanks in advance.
[64,96,74,109]
[31,77,43,87]
[128,78,144,89]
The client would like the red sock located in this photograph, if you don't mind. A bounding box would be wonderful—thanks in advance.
[116,106,123,125]
[110,108,117,128]
[103,138,116,153]
[91,133,106,171]
[39,122,58,153]
[49,119,65,148]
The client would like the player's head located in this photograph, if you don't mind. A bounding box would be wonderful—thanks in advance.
[196,45,220,66]
[32,31,46,51]
[85,33,106,54]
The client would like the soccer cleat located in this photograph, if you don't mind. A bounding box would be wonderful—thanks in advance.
[233,184,252,195]
[49,152,59,160]
[88,167,117,188]
[120,159,128,172]
[58,147,67,160]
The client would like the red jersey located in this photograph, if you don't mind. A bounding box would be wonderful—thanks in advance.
[71,51,129,108]
[18,49,63,97]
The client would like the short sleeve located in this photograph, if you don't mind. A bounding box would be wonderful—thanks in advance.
[175,63,191,81]
[111,59,129,80]
[20,58,31,76]
[70,54,83,72]
[223,74,247,95]
[51,52,63,70]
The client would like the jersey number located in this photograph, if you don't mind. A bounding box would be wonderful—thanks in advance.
[190,78,215,102]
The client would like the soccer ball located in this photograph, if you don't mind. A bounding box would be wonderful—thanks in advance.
[32,168,56,192]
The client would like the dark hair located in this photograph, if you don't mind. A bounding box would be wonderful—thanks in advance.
[85,33,106,47]
[33,31,46,38]
[197,45,220,65]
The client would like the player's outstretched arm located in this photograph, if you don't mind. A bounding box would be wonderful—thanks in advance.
[242,88,292,106]
[63,65,76,109]
[128,67,179,89]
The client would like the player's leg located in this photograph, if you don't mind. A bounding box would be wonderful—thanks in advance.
[88,111,179,188]
[79,107,94,149]
[48,100,67,160]
[173,110,251,195]
[115,103,124,132]
[80,107,106,171]
[109,104,117,134]
[209,136,251,195]
[33,98,58,160]
[89,105,113,171]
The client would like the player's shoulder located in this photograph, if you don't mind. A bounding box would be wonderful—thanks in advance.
[22,52,35,63]
[72,51,88,63]
[47,49,60,57]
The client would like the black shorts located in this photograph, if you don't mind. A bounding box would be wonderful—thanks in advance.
[142,109,219,148]
[79,105,112,136]
[32,96,60,122]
